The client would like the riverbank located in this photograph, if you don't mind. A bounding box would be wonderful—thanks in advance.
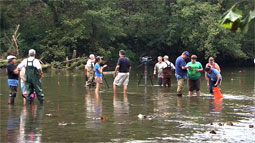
[0,57,87,70]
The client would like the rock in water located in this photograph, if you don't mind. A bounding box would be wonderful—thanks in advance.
[225,121,233,126]
[210,130,216,134]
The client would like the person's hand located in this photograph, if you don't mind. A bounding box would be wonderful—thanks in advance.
[214,83,218,87]
[103,65,107,68]
[40,74,43,79]
[185,65,191,69]
[153,72,156,75]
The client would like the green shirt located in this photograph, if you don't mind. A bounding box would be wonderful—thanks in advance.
[187,61,202,80]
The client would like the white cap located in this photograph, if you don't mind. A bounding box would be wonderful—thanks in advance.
[29,49,36,56]
[89,54,95,59]
[7,55,17,61]
[163,55,169,59]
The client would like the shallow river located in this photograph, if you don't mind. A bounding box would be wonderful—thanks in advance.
[0,67,254,142]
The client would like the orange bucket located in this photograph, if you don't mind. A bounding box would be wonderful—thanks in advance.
[213,86,223,99]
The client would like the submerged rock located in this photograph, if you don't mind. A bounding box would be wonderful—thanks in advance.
[249,125,254,128]
[210,130,216,134]
[58,122,67,126]
[225,121,233,126]
[218,123,224,126]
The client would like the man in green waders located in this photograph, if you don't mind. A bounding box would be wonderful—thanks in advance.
[16,49,44,104]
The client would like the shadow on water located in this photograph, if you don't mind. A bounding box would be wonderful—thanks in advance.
[0,67,254,142]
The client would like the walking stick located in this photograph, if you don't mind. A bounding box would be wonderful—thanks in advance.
[103,76,109,89]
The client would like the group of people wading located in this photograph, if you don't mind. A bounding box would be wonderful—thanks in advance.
[6,49,221,105]
[154,51,222,97]
[6,49,44,105]
[85,50,131,94]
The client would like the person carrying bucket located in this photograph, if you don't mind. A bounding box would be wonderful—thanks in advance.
[204,66,222,94]
[15,49,44,104]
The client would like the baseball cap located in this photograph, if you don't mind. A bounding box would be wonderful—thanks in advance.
[28,49,36,56]
[183,51,189,56]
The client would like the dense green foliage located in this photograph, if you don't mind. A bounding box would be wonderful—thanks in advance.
[0,0,254,65]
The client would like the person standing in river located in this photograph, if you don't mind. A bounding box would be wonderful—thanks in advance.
[175,51,191,97]
[153,56,164,86]
[15,49,44,104]
[6,55,19,104]
[85,54,95,87]
[94,56,107,93]
[205,66,222,94]
[186,55,203,96]
[113,50,131,94]
[205,57,221,88]
[162,55,175,87]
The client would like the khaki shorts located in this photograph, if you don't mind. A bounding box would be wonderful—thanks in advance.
[113,72,129,86]
[95,76,103,84]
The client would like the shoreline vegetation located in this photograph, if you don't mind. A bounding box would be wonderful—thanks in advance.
[1,0,254,67]
[0,57,87,70]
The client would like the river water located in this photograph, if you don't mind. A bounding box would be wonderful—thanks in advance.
[0,67,254,142]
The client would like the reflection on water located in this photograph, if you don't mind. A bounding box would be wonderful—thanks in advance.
[7,106,19,143]
[113,92,129,126]
[0,67,254,142]
[85,89,102,129]
[6,105,43,143]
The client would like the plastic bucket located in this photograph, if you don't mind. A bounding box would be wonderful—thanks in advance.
[213,86,223,99]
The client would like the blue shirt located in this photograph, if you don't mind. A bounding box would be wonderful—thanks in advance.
[207,69,222,81]
[95,64,102,77]
[175,56,187,77]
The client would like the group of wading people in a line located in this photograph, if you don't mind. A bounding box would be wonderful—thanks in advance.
[6,49,221,105]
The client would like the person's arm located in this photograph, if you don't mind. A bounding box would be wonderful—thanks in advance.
[98,65,107,74]
[197,64,203,72]
[114,65,120,78]
[13,68,19,74]
[170,62,175,70]
[182,61,190,70]
[215,63,221,73]
[20,69,25,82]
[39,69,43,79]
[214,74,221,86]
[35,59,43,79]
[14,59,25,73]
[154,64,157,74]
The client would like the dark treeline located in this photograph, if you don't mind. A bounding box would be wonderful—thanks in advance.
[0,0,254,66]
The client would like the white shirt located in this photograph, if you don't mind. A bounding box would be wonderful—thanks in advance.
[18,57,42,70]
[154,62,164,77]
[162,61,175,70]
[86,59,95,68]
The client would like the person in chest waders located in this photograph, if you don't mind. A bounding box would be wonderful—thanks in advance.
[16,49,44,104]
[162,55,175,87]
